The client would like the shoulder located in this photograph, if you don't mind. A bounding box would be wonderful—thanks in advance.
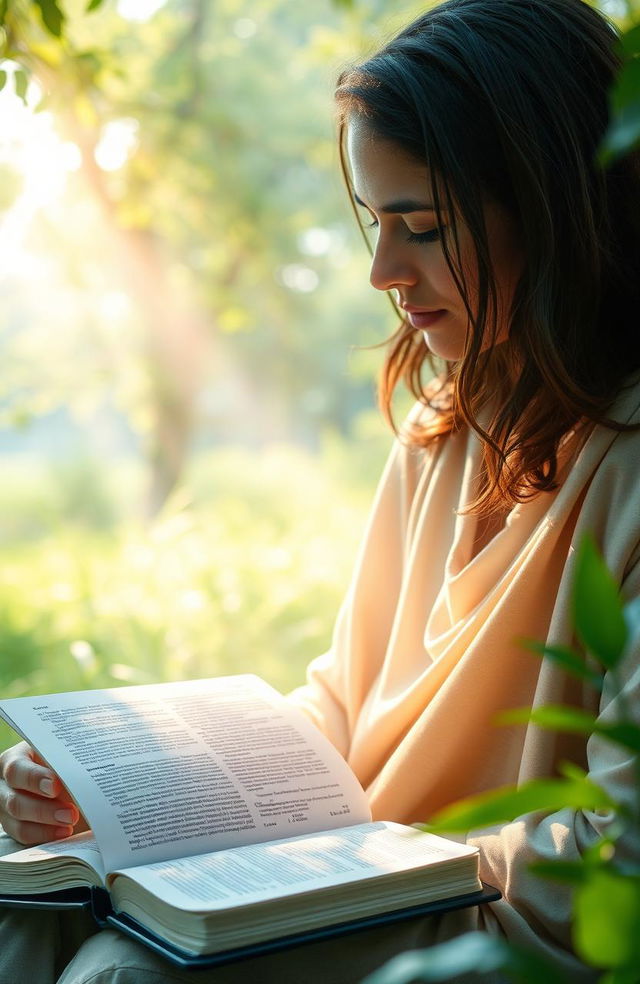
[575,373,640,586]
[587,372,640,478]
[605,371,640,427]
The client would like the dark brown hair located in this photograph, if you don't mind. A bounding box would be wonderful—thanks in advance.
[336,0,640,514]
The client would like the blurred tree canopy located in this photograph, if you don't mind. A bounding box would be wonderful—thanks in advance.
[0,0,420,513]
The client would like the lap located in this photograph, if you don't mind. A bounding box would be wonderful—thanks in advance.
[0,828,98,984]
[1,829,491,984]
[57,908,486,984]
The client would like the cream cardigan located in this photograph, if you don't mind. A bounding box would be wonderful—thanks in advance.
[290,375,640,978]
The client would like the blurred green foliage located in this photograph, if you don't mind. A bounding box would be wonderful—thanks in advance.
[601,17,640,162]
[0,430,387,752]
[0,0,413,515]
[0,0,416,746]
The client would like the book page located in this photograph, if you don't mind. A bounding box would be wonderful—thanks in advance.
[109,822,479,911]
[0,676,370,872]
[0,831,106,892]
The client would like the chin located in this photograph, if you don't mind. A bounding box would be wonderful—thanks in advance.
[421,333,465,362]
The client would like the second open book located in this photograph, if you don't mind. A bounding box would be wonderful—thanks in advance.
[0,676,487,964]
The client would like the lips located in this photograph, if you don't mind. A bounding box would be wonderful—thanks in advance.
[404,308,446,329]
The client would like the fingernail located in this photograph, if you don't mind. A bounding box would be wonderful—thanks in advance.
[54,809,74,824]
[39,778,55,796]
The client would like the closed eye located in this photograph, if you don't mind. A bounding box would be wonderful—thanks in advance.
[406,228,442,244]
[358,208,443,244]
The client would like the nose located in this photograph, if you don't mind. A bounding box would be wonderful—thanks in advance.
[369,234,418,293]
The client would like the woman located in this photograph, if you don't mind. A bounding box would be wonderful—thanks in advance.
[1,0,639,980]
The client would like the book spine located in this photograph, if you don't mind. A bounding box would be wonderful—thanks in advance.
[90,886,114,926]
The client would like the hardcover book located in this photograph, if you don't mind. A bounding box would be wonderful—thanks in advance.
[0,676,495,967]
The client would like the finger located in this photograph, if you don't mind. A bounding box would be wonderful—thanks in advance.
[0,814,73,847]
[2,744,64,799]
[31,748,76,804]
[2,786,80,827]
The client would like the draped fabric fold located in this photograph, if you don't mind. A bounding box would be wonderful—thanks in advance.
[290,375,640,977]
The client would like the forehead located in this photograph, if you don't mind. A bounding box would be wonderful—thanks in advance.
[345,116,434,210]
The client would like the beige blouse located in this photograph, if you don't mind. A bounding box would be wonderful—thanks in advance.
[290,375,640,979]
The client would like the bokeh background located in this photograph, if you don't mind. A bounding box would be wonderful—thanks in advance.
[0,0,635,751]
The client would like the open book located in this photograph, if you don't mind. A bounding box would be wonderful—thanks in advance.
[0,676,490,967]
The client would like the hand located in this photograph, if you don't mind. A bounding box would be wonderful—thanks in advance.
[0,741,81,845]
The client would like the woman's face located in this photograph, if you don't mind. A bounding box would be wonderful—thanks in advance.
[346,116,522,362]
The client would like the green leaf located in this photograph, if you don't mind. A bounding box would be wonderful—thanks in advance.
[13,69,27,102]
[500,705,640,754]
[573,535,627,668]
[499,705,599,734]
[33,0,65,38]
[520,639,604,690]
[86,0,104,9]
[574,871,640,968]
[530,835,620,884]
[597,721,640,753]
[528,859,589,884]
[0,70,6,91]
[424,771,616,833]
[362,932,564,984]
[557,760,588,782]
[0,0,7,26]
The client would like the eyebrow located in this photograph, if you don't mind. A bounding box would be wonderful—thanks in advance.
[353,192,436,214]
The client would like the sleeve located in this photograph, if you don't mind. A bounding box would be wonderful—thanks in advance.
[287,435,421,758]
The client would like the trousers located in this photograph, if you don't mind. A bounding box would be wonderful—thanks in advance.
[0,829,486,984]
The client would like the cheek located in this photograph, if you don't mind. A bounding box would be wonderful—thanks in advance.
[430,252,464,304]
[431,229,478,308]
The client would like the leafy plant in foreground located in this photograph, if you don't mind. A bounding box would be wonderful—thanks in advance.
[364,534,640,984]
